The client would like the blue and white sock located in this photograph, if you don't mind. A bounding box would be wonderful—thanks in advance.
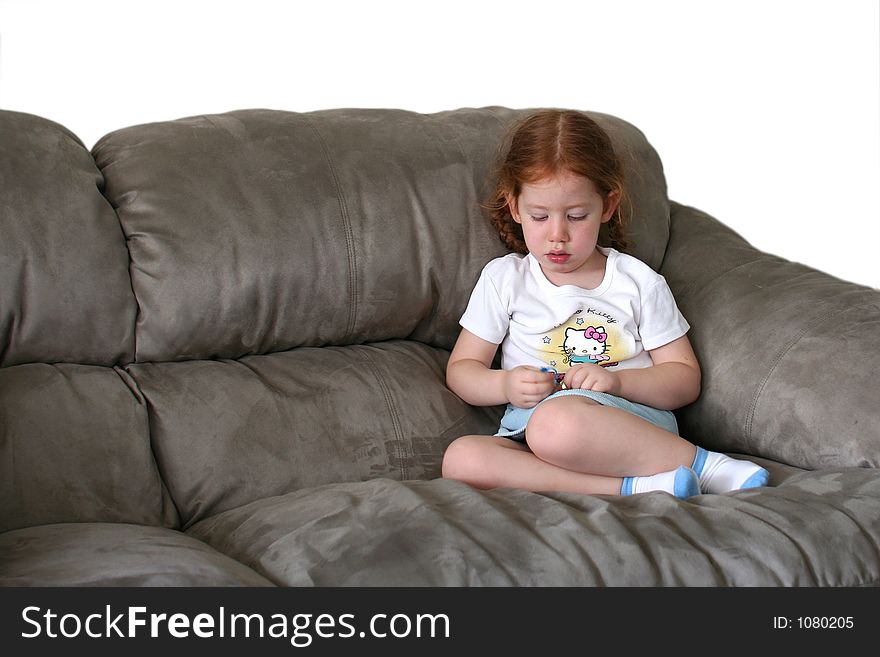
[621,466,701,499]
[691,446,769,493]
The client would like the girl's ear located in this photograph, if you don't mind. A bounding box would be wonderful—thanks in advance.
[507,194,522,224]
[602,190,621,223]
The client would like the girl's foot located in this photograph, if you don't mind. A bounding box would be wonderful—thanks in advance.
[692,447,769,493]
[621,466,701,499]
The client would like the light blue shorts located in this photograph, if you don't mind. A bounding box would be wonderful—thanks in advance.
[496,388,679,441]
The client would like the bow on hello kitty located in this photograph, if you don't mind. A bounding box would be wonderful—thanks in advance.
[585,326,607,342]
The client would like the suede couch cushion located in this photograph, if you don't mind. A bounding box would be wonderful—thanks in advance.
[91,107,670,363]
[662,202,880,470]
[0,523,273,586]
[126,340,502,527]
[0,364,178,533]
[188,470,880,586]
[0,112,136,368]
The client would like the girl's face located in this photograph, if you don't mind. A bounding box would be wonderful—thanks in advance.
[510,170,618,286]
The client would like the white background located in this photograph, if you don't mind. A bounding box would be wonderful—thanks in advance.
[1,0,878,288]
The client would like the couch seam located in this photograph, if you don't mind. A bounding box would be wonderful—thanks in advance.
[303,115,359,342]
[743,297,878,449]
[93,167,141,365]
[354,348,408,480]
[704,253,787,287]
[0,262,25,365]
[119,365,184,530]
[743,311,834,451]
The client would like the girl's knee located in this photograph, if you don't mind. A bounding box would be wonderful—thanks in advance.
[525,403,556,444]
[441,435,486,481]
[526,397,599,460]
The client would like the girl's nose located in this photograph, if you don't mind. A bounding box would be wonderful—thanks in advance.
[548,216,568,242]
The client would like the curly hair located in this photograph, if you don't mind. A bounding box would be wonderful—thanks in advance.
[485,110,630,254]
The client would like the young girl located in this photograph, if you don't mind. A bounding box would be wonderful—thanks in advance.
[442,109,769,498]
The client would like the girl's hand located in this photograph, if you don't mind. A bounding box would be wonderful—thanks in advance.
[564,363,620,395]
[503,366,558,409]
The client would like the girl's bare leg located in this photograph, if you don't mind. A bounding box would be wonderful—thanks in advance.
[442,396,702,496]
[525,396,697,477]
[442,434,622,496]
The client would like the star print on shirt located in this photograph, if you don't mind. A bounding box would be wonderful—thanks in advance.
[542,336,551,343]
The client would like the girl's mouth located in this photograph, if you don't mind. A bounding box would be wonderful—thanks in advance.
[546,252,571,264]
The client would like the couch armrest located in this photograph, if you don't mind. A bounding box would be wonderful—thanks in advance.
[660,202,880,470]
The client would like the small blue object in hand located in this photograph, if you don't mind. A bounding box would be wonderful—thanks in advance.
[540,367,566,388]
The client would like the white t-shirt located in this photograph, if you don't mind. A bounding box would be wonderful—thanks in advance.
[460,247,690,374]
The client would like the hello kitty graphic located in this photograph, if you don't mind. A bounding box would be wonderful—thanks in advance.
[562,326,611,365]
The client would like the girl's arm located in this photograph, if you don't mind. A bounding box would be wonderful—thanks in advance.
[618,335,702,409]
[447,329,557,408]
[564,335,701,411]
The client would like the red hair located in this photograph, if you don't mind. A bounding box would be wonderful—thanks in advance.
[486,110,630,254]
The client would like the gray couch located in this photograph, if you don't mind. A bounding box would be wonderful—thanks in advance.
[1,106,878,586]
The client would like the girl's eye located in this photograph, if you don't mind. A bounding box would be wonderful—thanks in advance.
[568,214,587,221]
[530,215,548,222]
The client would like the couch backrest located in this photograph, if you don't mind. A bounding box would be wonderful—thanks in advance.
[0,111,136,368]
[662,202,880,472]
[89,107,671,363]
[1,107,672,531]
